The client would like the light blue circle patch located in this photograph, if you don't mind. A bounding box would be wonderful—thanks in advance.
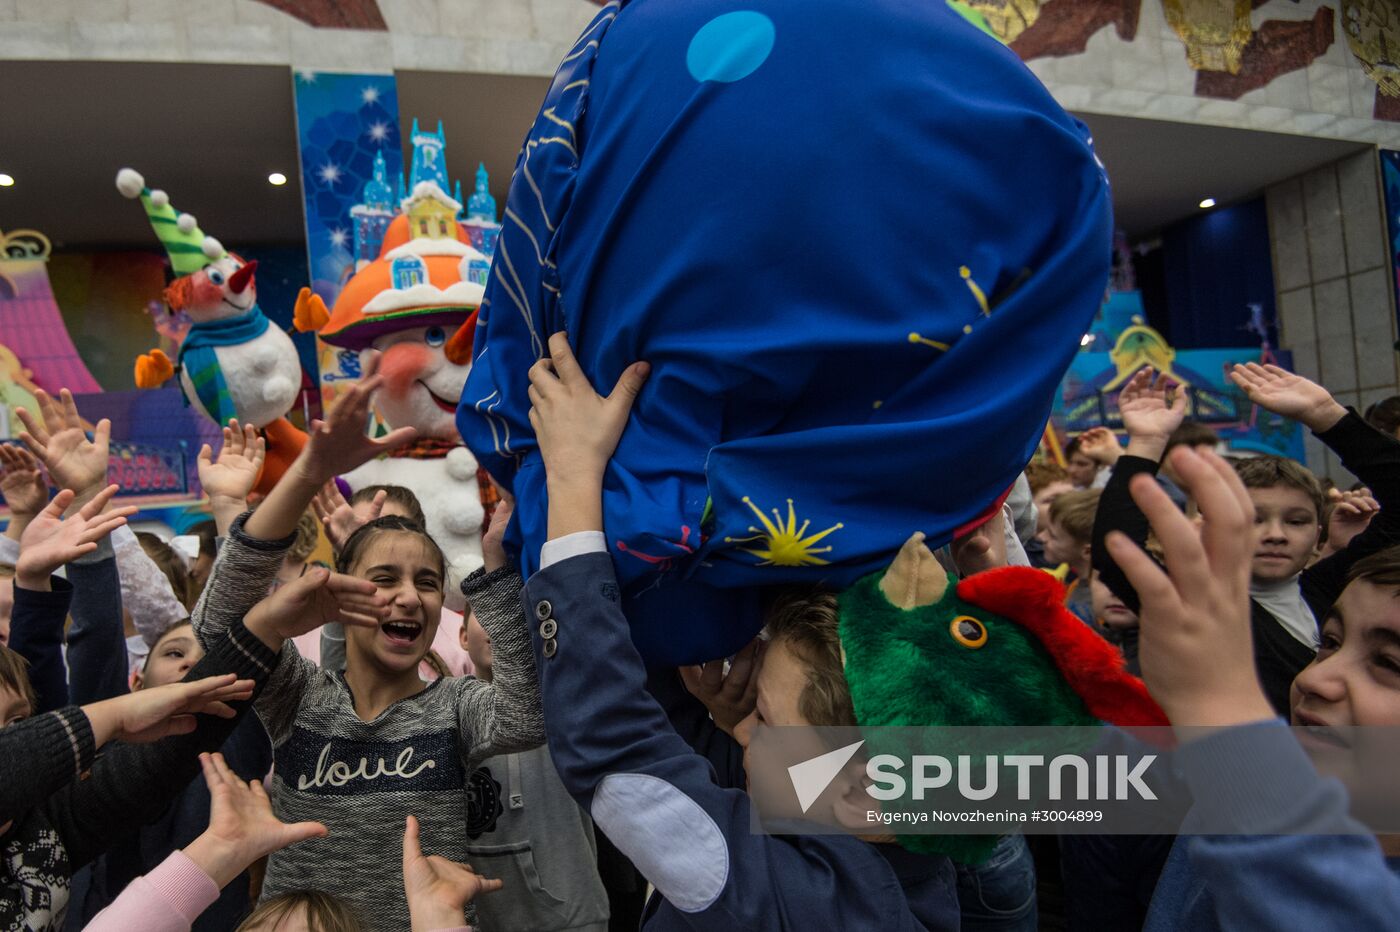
[686,11,775,83]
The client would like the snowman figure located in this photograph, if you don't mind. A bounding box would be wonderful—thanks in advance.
[320,181,488,608]
[119,168,317,490]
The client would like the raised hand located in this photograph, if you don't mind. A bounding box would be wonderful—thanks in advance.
[679,637,763,738]
[1322,487,1379,558]
[15,388,111,499]
[1104,447,1275,729]
[244,564,389,649]
[299,351,417,486]
[1117,366,1187,460]
[1076,426,1123,466]
[403,814,503,932]
[15,486,137,590]
[529,332,649,540]
[245,352,417,544]
[1229,362,1347,434]
[85,673,256,746]
[183,752,328,888]
[312,481,382,552]
[481,493,514,574]
[528,332,649,485]
[198,419,266,536]
[0,444,48,541]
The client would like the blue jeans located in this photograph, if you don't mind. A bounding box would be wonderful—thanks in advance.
[954,834,1038,932]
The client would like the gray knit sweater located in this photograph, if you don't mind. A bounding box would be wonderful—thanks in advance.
[191,514,544,931]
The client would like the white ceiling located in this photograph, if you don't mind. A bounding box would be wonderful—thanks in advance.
[0,60,1372,250]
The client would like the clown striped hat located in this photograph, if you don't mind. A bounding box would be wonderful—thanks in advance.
[115,168,225,275]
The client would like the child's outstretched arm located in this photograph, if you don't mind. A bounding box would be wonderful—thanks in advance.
[10,389,129,707]
[9,486,136,711]
[23,393,143,701]
[83,752,328,932]
[521,335,936,927]
[0,444,46,548]
[11,387,185,650]
[1108,447,1400,930]
[1091,366,1187,613]
[312,482,387,674]
[15,388,112,512]
[457,495,546,763]
[243,351,415,543]
[196,419,265,539]
[1230,364,1400,615]
[0,673,254,824]
[192,351,410,650]
[46,643,272,873]
[65,530,131,705]
[402,814,502,932]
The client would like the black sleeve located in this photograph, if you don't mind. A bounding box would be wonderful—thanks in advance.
[65,549,132,704]
[1091,455,1163,616]
[7,578,74,713]
[39,618,279,870]
[0,706,94,824]
[1301,410,1400,619]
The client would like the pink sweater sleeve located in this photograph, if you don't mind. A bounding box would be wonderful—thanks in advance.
[83,850,220,932]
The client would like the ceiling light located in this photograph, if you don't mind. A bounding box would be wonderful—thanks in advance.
[0,174,13,187]
[1198,197,1216,209]
[268,172,288,186]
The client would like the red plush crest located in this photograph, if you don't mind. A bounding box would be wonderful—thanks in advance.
[956,567,1169,727]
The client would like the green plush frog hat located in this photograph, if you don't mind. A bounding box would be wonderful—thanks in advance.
[838,533,1168,862]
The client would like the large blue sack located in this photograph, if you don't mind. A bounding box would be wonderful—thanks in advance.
[459,0,1112,666]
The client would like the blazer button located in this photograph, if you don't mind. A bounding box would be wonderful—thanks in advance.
[543,637,558,658]
[534,600,553,621]
[539,619,558,639]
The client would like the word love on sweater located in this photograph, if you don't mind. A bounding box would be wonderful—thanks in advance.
[278,727,465,796]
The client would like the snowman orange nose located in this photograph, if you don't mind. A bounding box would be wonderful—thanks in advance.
[228,260,258,294]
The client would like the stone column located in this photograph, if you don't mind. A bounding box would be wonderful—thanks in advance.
[1266,148,1399,481]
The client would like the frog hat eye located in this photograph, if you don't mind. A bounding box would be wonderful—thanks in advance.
[950,615,987,649]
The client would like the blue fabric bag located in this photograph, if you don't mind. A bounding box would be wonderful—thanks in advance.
[459,0,1112,665]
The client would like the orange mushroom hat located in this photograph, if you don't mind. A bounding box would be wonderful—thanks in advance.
[320,213,488,351]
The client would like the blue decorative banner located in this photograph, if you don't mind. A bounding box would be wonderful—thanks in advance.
[1380,149,1400,334]
[291,70,403,403]
[1051,292,1304,461]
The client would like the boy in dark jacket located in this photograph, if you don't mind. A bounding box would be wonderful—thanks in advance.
[1093,363,1400,714]
[517,333,960,931]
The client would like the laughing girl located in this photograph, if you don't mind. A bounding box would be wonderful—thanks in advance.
[191,355,543,930]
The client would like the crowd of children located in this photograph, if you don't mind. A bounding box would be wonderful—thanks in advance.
[2,335,1400,931]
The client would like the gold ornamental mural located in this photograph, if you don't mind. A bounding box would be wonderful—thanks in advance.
[1161,0,1254,74]
[1342,1,1400,98]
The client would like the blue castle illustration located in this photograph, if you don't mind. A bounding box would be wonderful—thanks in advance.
[349,119,502,270]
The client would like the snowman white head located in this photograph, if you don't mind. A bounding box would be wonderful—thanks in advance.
[163,254,259,324]
[362,322,472,438]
